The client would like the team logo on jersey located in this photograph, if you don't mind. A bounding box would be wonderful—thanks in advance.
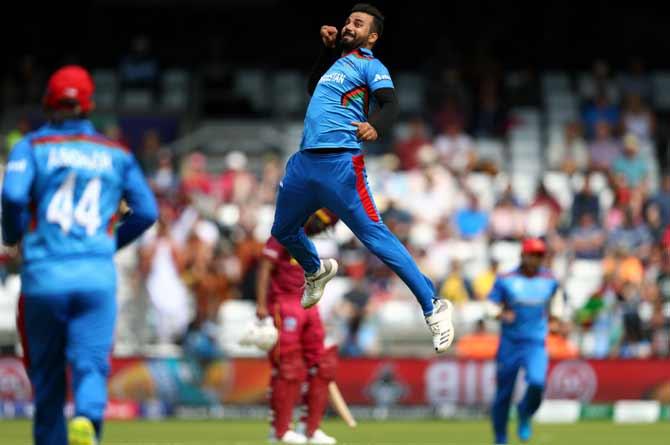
[283,316,298,332]
[6,159,27,173]
[373,73,391,83]
[318,72,346,85]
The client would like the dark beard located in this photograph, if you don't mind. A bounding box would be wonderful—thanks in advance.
[341,35,364,52]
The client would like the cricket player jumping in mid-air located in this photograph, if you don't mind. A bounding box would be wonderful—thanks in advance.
[2,65,158,445]
[270,3,454,353]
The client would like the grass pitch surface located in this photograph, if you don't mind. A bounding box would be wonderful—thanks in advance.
[2,419,670,445]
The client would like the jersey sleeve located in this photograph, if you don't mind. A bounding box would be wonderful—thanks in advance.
[1,138,36,245]
[116,154,158,249]
[365,59,394,92]
[262,237,283,263]
[488,277,507,305]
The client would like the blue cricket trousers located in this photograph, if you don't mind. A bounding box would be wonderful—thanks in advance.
[491,338,548,444]
[17,285,116,445]
[271,149,435,314]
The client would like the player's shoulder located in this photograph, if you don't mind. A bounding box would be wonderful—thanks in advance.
[498,268,521,280]
[344,48,381,68]
[537,267,557,281]
[83,131,132,155]
[26,124,130,154]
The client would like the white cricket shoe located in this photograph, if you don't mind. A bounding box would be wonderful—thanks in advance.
[269,430,307,444]
[425,299,455,353]
[307,429,337,445]
[301,259,338,308]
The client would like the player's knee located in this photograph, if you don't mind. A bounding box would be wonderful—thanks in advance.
[314,346,338,381]
[278,351,306,381]
[71,357,110,378]
[271,224,296,245]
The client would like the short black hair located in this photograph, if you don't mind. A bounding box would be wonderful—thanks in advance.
[350,3,384,37]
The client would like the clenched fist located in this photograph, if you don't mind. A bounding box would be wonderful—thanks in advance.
[320,25,338,48]
[352,122,378,141]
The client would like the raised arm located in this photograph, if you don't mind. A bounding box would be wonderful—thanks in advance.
[307,26,339,96]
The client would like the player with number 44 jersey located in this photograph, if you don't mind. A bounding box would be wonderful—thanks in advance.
[1,65,158,445]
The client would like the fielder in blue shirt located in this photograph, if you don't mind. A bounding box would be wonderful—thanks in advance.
[270,3,454,353]
[487,238,565,444]
[2,65,158,445]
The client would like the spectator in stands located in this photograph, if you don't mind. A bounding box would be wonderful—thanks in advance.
[455,319,499,359]
[604,245,645,289]
[620,58,652,103]
[656,253,670,303]
[453,193,489,240]
[119,34,160,97]
[582,92,620,140]
[547,121,589,174]
[647,173,670,227]
[588,120,621,171]
[150,148,179,198]
[580,59,619,105]
[138,129,163,175]
[258,155,283,204]
[570,212,606,260]
[433,117,477,175]
[432,89,469,136]
[140,202,193,344]
[607,207,653,261]
[526,183,562,237]
[471,76,508,138]
[616,281,653,359]
[339,277,379,358]
[575,275,618,358]
[621,93,656,142]
[612,133,649,189]
[180,151,214,197]
[472,259,498,301]
[215,150,257,204]
[438,260,472,306]
[546,323,579,360]
[571,174,601,227]
[183,220,229,322]
[489,191,525,241]
[102,121,130,148]
[393,116,432,171]
[645,202,666,245]
[604,188,630,231]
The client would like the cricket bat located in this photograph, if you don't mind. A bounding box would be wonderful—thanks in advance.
[328,381,357,428]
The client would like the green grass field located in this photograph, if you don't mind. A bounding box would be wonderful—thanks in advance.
[2,419,670,445]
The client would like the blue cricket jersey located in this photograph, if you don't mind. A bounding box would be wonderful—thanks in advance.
[300,47,394,150]
[1,119,158,294]
[488,267,560,343]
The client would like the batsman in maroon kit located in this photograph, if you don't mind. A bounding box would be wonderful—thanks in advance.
[256,209,339,444]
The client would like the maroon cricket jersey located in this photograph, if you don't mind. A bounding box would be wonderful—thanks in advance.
[262,236,305,304]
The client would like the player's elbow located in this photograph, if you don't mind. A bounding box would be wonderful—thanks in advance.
[135,203,159,231]
[1,189,28,208]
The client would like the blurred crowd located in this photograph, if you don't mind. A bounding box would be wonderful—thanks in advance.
[1,56,669,360]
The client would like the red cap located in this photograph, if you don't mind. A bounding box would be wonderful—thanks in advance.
[521,238,547,255]
[43,65,94,113]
